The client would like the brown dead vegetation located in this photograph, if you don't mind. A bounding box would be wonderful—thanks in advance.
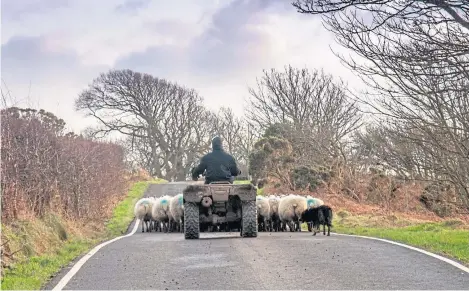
[0,107,154,275]
[261,172,469,225]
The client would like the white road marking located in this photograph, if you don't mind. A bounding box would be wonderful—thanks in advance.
[51,219,141,291]
[333,232,469,274]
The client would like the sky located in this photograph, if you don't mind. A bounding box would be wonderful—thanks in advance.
[1,0,364,133]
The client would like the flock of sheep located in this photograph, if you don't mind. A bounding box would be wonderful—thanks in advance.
[133,193,185,233]
[257,194,333,236]
[133,193,333,236]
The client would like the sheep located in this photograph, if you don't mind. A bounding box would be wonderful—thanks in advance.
[134,197,154,232]
[256,196,271,232]
[169,193,184,233]
[147,196,160,231]
[151,195,172,232]
[301,204,333,236]
[267,195,281,232]
[305,196,325,231]
[306,196,324,208]
[167,208,175,232]
[278,194,307,232]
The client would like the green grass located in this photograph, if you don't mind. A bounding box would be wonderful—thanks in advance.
[106,178,167,236]
[333,221,469,265]
[301,212,469,266]
[1,239,96,290]
[1,178,167,290]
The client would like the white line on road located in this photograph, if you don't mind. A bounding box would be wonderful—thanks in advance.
[333,233,469,274]
[51,219,141,291]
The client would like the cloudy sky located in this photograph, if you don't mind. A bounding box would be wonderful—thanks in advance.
[1,0,363,132]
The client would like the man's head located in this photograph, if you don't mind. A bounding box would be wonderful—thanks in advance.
[212,136,223,151]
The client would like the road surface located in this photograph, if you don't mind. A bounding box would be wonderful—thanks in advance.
[46,182,469,290]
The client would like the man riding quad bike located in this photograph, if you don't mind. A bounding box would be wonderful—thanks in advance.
[191,136,241,184]
[184,136,257,238]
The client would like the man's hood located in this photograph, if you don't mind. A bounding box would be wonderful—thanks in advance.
[212,137,223,151]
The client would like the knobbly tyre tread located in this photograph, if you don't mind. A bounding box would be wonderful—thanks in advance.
[241,200,257,237]
[184,202,200,239]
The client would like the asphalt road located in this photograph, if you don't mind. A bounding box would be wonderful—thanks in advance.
[46,182,469,290]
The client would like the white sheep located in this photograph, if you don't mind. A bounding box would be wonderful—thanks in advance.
[278,194,307,232]
[169,193,184,233]
[268,195,281,231]
[134,197,154,232]
[256,196,271,231]
[147,196,162,231]
[151,195,172,232]
[306,196,324,209]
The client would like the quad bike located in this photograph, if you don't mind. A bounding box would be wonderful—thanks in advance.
[182,180,258,239]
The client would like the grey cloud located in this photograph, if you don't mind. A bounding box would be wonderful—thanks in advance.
[115,0,150,13]
[1,36,106,89]
[144,19,197,39]
[1,0,70,21]
[114,0,288,82]
[187,0,276,78]
[114,45,187,80]
[2,36,78,83]
[1,35,108,131]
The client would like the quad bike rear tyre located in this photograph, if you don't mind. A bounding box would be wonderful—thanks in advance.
[241,200,257,237]
[184,202,200,239]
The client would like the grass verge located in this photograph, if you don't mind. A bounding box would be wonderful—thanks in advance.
[302,210,469,266]
[1,238,96,290]
[106,178,167,236]
[1,178,167,290]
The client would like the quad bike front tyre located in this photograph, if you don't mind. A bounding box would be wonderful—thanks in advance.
[241,201,257,237]
[184,202,200,239]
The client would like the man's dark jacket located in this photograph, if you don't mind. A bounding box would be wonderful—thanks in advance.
[192,137,240,184]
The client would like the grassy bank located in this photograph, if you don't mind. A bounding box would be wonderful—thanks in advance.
[332,212,469,266]
[299,210,469,266]
[106,178,167,236]
[1,178,167,290]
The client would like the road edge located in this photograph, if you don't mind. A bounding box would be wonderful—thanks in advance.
[332,232,469,274]
[50,218,141,291]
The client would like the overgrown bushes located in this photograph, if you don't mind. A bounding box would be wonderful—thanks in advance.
[1,107,127,222]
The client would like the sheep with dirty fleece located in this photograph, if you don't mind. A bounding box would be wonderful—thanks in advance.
[134,197,154,232]
[256,195,271,231]
[306,195,324,209]
[169,193,184,233]
[278,194,308,232]
[301,204,333,236]
[267,195,281,232]
[133,191,333,236]
[148,196,159,231]
[151,195,172,233]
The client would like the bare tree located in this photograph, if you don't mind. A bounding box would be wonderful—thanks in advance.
[213,107,244,155]
[247,65,362,168]
[76,69,214,181]
[292,0,469,207]
[212,107,255,171]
